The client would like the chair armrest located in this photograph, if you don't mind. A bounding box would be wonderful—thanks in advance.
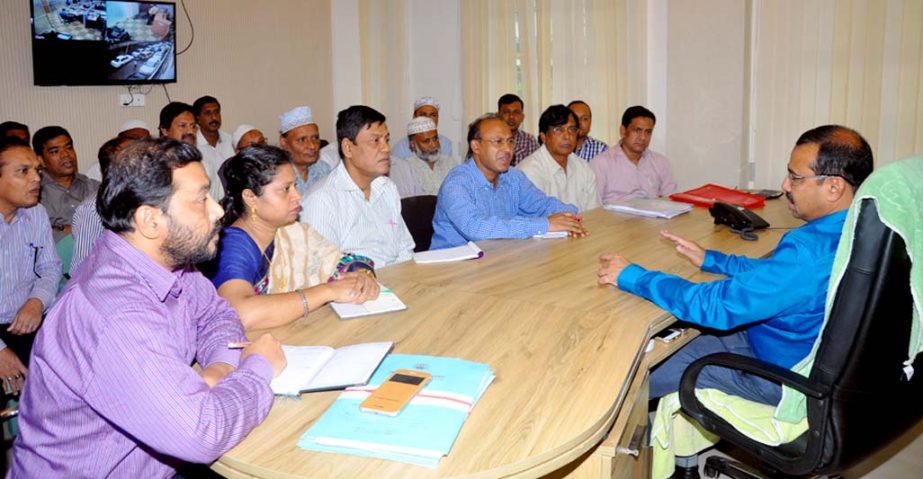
[680,352,827,401]
[677,352,823,471]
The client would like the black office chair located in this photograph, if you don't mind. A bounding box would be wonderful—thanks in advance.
[401,195,438,252]
[679,198,923,478]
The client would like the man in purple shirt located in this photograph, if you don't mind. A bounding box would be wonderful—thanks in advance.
[590,106,677,203]
[12,138,286,477]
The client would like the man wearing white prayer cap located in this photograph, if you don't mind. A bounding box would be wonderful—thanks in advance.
[117,120,151,140]
[231,124,267,153]
[87,120,152,181]
[389,116,460,198]
[390,96,454,160]
[279,106,332,195]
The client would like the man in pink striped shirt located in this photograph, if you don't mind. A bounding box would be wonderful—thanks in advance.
[12,138,286,477]
[590,106,677,204]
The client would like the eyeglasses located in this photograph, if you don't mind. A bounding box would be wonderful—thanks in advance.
[478,138,515,147]
[786,172,840,183]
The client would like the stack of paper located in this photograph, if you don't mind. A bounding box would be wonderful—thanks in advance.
[298,354,496,467]
[330,285,407,319]
[413,241,483,264]
[533,231,569,239]
[270,342,393,396]
[604,198,693,219]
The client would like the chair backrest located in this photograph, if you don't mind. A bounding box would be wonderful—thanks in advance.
[56,233,74,277]
[400,195,437,252]
[800,198,922,474]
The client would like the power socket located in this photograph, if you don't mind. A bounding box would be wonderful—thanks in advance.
[119,93,145,107]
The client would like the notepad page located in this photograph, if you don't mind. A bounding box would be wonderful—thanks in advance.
[413,241,483,264]
[330,287,407,319]
[306,341,393,391]
[270,346,334,395]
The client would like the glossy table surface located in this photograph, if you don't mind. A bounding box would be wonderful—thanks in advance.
[214,200,801,478]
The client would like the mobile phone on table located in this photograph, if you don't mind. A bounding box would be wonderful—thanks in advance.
[359,369,431,416]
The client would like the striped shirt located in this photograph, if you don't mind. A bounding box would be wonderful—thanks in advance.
[0,204,62,350]
[12,231,275,477]
[40,173,99,242]
[300,163,415,267]
[512,129,540,166]
[431,158,578,249]
[574,136,609,162]
[70,196,105,273]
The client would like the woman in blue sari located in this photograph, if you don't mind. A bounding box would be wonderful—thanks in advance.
[212,145,378,329]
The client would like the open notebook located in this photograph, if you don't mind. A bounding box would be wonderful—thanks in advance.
[270,341,393,396]
[330,285,407,320]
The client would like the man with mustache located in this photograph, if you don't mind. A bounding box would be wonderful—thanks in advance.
[590,105,677,204]
[498,93,539,166]
[390,96,455,160]
[279,106,333,196]
[159,102,198,146]
[12,138,286,477]
[300,105,415,267]
[596,125,873,478]
[0,139,62,399]
[430,113,586,250]
[517,105,601,212]
[33,125,100,242]
[389,116,460,198]
[194,95,235,202]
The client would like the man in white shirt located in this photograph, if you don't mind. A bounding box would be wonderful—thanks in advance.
[231,124,267,153]
[390,96,454,160]
[389,117,460,198]
[193,96,235,201]
[517,105,601,212]
[300,105,414,267]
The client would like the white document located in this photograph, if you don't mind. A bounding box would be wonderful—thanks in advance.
[330,286,407,319]
[270,341,393,396]
[532,231,569,239]
[413,241,483,264]
[604,198,693,219]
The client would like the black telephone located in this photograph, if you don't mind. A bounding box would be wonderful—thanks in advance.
[709,201,770,241]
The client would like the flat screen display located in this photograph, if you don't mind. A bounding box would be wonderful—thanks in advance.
[30,0,177,86]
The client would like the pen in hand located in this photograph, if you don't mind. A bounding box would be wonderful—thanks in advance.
[227,341,252,349]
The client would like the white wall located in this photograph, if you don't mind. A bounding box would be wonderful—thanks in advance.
[1,0,334,172]
[665,0,748,190]
[330,0,465,156]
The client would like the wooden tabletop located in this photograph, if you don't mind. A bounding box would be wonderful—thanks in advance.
[214,199,801,478]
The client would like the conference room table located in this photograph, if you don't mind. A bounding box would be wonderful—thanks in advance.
[213,198,802,479]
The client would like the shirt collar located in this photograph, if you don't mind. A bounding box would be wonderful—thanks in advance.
[331,163,386,199]
[101,231,186,302]
[41,173,87,190]
[462,158,511,189]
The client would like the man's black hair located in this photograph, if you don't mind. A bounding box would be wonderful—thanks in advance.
[537,104,579,145]
[158,102,195,131]
[97,137,202,233]
[497,93,524,111]
[31,125,72,155]
[621,106,656,128]
[796,125,874,190]
[192,95,220,117]
[335,105,386,160]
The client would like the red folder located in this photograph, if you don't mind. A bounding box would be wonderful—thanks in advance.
[669,184,766,209]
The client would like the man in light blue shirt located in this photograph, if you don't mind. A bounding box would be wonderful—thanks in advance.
[430,114,586,250]
[0,139,62,396]
[597,125,874,406]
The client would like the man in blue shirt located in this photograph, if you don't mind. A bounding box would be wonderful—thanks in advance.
[431,113,587,250]
[597,125,873,405]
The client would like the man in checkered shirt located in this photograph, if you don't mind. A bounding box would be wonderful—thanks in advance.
[568,100,609,161]
[497,94,539,166]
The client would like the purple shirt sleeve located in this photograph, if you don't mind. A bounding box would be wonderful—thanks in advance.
[82,306,274,463]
